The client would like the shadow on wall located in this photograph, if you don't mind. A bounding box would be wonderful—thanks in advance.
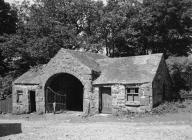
[0,123,22,137]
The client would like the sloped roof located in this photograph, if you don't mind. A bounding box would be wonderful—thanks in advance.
[13,65,45,85]
[93,53,163,85]
[61,49,107,72]
[13,49,106,84]
[13,48,163,85]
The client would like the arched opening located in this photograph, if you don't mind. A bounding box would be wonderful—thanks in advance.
[45,73,84,112]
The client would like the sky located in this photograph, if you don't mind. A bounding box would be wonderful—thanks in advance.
[4,0,107,5]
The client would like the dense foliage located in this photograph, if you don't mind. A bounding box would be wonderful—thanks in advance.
[166,55,192,93]
[0,0,18,98]
[0,0,192,96]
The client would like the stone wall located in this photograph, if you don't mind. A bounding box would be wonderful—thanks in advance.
[111,84,126,114]
[12,50,99,115]
[91,87,99,114]
[93,83,153,115]
[39,50,94,114]
[111,83,153,114]
[137,83,153,111]
[153,56,172,106]
[35,86,44,113]
[12,85,39,114]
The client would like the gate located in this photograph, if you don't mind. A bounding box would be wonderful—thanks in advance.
[45,87,67,113]
[0,94,12,113]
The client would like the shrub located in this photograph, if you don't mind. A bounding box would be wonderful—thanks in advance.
[0,74,14,99]
[166,55,192,93]
[151,102,180,115]
[150,100,192,115]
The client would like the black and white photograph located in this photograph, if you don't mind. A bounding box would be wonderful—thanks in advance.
[0,0,192,139]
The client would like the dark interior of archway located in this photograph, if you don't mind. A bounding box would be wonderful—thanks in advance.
[45,73,83,112]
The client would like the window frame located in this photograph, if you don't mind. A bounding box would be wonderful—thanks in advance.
[16,90,23,103]
[126,87,140,102]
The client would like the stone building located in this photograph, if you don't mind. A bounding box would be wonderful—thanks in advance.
[12,48,172,114]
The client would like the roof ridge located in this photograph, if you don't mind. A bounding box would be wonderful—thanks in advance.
[96,53,163,61]
[60,48,107,58]
[94,53,163,85]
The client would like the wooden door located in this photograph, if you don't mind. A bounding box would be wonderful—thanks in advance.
[100,87,112,114]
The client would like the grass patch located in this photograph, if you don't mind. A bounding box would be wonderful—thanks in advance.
[115,100,192,119]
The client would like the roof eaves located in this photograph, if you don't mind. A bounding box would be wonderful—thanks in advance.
[14,83,39,86]
[93,81,152,86]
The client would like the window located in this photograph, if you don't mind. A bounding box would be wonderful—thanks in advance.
[16,90,23,103]
[126,87,139,102]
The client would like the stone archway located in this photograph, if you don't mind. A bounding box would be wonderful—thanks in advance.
[44,73,84,112]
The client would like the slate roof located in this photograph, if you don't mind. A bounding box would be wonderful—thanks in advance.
[93,53,163,85]
[61,49,107,72]
[13,65,45,85]
[13,48,163,85]
[13,49,106,84]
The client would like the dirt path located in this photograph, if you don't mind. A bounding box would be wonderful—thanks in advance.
[1,119,192,140]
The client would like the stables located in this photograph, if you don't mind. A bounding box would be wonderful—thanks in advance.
[12,48,172,115]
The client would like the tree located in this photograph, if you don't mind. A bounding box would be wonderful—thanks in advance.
[0,0,17,35]
[98,0,192,57]
[130,0,192,56]
[0,0,18,76]
[8,0,105,64]
[0,0,18,97]
[97,0,142,57]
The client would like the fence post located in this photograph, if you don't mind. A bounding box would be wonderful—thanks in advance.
[53,102,56,114]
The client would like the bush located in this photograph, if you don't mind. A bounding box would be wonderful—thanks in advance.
[0,74,14,99]
[150,100,192,115]
[151,102,180,115]
[166,55,192,93]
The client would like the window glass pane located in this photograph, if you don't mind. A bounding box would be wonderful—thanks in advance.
[133,94,139,101]
[16,90,23,103]
[127,88,139,93]
[17,94,22,103]
[130,88,135,93]
[127,94,133,101]
[17,90,23,94]
[127,88,130,93]
[135,88,139,93]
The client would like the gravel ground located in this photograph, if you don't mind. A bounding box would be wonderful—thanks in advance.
[0,112,192,140]
[1,119,192,140]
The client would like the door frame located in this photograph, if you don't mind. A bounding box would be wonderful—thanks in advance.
[99,87,112,114]
[28,90,36,113]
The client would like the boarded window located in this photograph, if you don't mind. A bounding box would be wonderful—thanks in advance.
[126,88,139,102]
[16,90,23,103]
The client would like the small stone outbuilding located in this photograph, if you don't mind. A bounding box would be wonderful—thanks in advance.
[12,48,172,115]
